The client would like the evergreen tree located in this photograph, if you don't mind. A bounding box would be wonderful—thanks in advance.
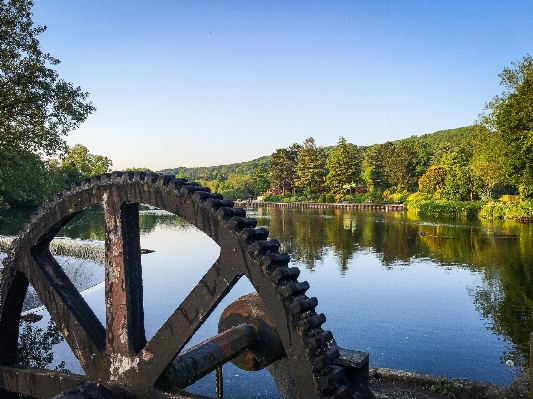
[362,144,387,192]
[294,137,326,195]
[268,144,299,194]
[252,165,270,195]
[325,137,362,196]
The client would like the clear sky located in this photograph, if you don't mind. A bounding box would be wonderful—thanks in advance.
[32,0,532,171]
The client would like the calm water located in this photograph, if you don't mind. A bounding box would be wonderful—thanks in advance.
[2,206,532,396]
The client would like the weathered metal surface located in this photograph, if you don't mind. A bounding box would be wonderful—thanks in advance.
[0,171,353,399]
[0,366,86,399]
[158,324,256,390]
[218,293,285,371]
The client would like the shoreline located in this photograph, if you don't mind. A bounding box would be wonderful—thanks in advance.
[234,201,404,212]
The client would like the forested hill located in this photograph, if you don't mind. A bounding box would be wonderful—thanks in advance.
[396,126,476,151]
[159,155,271,181]
[158,126,476,179]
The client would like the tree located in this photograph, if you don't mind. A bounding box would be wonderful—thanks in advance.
[471,127,506,199]
[362,144,388,192]
[479,54,533,198]
[269,144,299,194]
[61,144,112,177]
[294,137,326,195]
[0,147,51,208]
[0,0,96,156]
[439,148,475,201]
[418,165,448,197]
[252,165,270,195]
[382,143,418,192]
[325,137,362,196]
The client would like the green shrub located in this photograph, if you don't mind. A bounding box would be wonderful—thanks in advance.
[263,194,283,202]
[480,199,533,222]
[405,197,483,218]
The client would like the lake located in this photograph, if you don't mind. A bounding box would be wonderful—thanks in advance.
[1,205,531,397]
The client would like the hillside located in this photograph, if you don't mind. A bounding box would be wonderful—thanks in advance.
[158,126,476,180]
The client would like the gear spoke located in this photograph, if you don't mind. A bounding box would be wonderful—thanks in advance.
[102,197,146,357]
[136,257,242,386]
[23,248,106,376]
[0,172,351,398]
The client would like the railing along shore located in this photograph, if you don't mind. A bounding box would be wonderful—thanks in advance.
[234,201,404,212]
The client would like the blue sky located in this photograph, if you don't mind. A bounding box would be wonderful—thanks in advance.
[32,0,532,171]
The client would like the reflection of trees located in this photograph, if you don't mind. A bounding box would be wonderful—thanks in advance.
[259,206,533,368]
[57,206,193,240]
[266,208,328,269]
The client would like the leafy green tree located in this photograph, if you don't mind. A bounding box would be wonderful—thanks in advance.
[418,165,448,197]
[479,54,533,198]
[294,137,326,195]
[252,165,270,195]
[61,144,112,177]
[269,144,299,194]
[471,128,506,199]
[325,137,362,196]
[383,143,418,192]
[362,144,387,192]
[0,0,95,156]
[217,173,253,200]
[440,148,476,201]
[0,147,51,208]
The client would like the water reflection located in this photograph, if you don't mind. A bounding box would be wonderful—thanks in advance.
[3,206,532,386]
[252,207,533,374]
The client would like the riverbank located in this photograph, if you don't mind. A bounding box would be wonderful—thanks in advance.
[234,201,404,212]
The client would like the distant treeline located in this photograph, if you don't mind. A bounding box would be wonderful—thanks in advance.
[157,126,478,204]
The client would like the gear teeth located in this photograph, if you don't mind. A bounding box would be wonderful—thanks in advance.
[216,207,246,221]
[192,191,223,204]
[278,280,310,298]
[144,172,159,184]
[181,185,210,198]
[248,239,280,257]
[111,171,123,181]
[270,266,300,284]
[305,330,333,351]
[69,180,82,192]
[298,313,326,334]
[133,171,148,181]
[314,365,346,391]
[311,347,340,371]
[227,217,258,232]
[156,174,174,187]
[168,178,188,191]
[239,227,269,244]
[289,295,318,314]
[259,253,291,275]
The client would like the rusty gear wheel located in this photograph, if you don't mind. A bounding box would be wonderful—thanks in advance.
[0,172,351,399]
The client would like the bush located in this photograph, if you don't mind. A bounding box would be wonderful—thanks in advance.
[263,194,283,202]
[405,197,483,218]
[480,199,533,222]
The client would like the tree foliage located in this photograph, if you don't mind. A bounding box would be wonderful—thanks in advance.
[61,144,112,177]
[325,137,362,195]
[0,0,95,156]
[294,137,326,195]
[268,144,299,194]
[418,165,448,197]
[478,54,533,197]
[252,165,270,195]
